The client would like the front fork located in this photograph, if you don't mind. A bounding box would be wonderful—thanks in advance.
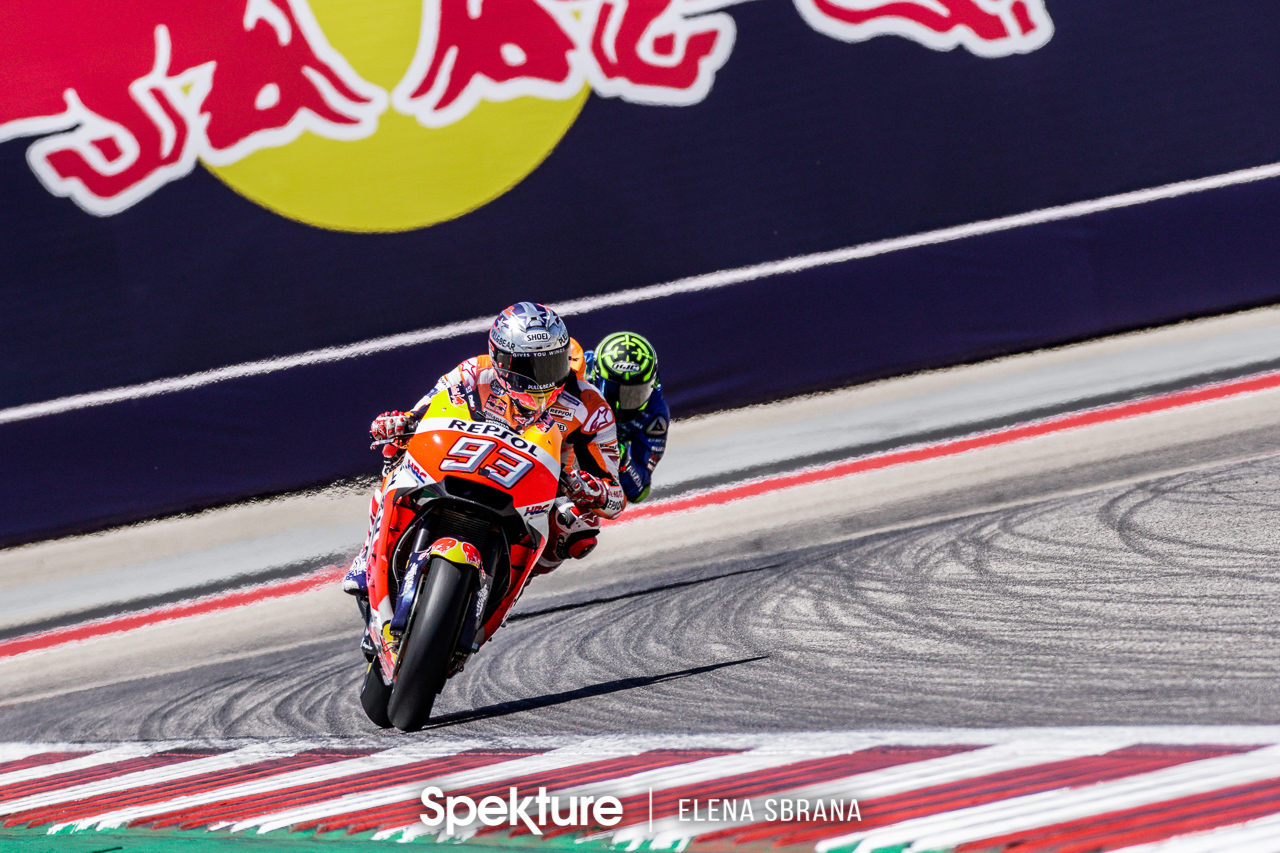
[371,526,499,679]
[472,540,540,651]
[365,505,544,678]
[418,535,533,677]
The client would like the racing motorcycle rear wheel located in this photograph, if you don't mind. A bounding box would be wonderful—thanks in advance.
[386,555,473,731]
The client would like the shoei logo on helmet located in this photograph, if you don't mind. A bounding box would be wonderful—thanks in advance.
[2,0,1050,229]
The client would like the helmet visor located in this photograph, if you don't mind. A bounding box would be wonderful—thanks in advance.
[493,347,569,413]
[492,348,570,393]
[597,375,655,415]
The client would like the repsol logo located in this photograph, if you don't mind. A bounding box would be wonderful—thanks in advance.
[447,419,534,452]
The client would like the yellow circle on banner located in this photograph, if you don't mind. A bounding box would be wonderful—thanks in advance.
[204,0,588,233]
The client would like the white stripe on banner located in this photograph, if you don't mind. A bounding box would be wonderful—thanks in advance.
[3,159,1280,427]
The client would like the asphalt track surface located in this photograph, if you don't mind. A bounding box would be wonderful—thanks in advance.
[6,309,1280,744]
[3,407,1280,742]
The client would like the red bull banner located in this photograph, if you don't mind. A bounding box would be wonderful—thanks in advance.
[2,0,1049,227]
[4,0,1280,543]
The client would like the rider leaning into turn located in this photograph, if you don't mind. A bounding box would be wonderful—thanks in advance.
[344,302,625,597]
[572,331,669,503]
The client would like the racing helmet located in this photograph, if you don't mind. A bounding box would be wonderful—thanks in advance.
[488,302,572,416]
[590,332,659,420]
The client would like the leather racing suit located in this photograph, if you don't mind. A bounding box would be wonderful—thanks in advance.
[575,348,669,503]
[350,354,625,585]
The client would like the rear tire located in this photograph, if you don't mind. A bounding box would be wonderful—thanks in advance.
[359,661,394,729]
[387,557,472,731]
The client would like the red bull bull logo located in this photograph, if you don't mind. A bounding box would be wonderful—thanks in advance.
[0,0,385,217]
[796,0,1052,57]
[390,0,737,129]
[0,0,1051,229]
[428,537,484,568]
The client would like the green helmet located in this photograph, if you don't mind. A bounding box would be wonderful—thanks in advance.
[591,331,659,418]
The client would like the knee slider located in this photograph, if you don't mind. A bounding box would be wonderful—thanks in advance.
[563,530,598,560]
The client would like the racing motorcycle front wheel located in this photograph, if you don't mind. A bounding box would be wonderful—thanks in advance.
[359,661,393,728]
[386,555,473,731]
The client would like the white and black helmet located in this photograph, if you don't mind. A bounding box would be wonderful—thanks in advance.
[488,302,572,414]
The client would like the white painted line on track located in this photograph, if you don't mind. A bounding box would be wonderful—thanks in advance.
[2,732,1280,851]
[616,738,1140,847]
[5,160,1280,425]
[0,744,301,817]
[617,366,1280,527]
[823,744,1280,853]
[0,745,60,764]
[0,744,159,791]
[232,743,626,834]
[72,742,482,831]
[389,745,859,842]
[1112,812,1280,853]
[0,565,344,662]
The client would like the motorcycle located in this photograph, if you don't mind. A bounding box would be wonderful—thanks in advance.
[357,385,564,731]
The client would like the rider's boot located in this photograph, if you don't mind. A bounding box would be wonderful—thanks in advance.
[343,490,382,596]
[342,561,368,595]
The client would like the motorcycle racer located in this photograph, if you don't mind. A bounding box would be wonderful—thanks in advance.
[572,332,668,503]
[345,303,624,599]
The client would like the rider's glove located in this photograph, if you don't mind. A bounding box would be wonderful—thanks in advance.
[563,469,608,510]
[369,411,411,448]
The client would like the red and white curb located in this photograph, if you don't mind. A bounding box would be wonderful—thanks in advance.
[7,366,1280,663]
[0,565,344,661]
[3,730,1280,850]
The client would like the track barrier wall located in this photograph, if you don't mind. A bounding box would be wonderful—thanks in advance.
[3,1,1280,543]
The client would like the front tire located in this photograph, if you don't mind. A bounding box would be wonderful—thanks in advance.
[359,661,394,729]
[387,557,472,731]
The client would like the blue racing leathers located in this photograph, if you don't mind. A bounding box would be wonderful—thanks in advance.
[584,350,669,503]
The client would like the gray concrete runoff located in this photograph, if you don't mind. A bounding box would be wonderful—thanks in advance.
[2,303,1279,635]
[0,524,366,634]
[9,393,1280,731]
[657,303,1280,495]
